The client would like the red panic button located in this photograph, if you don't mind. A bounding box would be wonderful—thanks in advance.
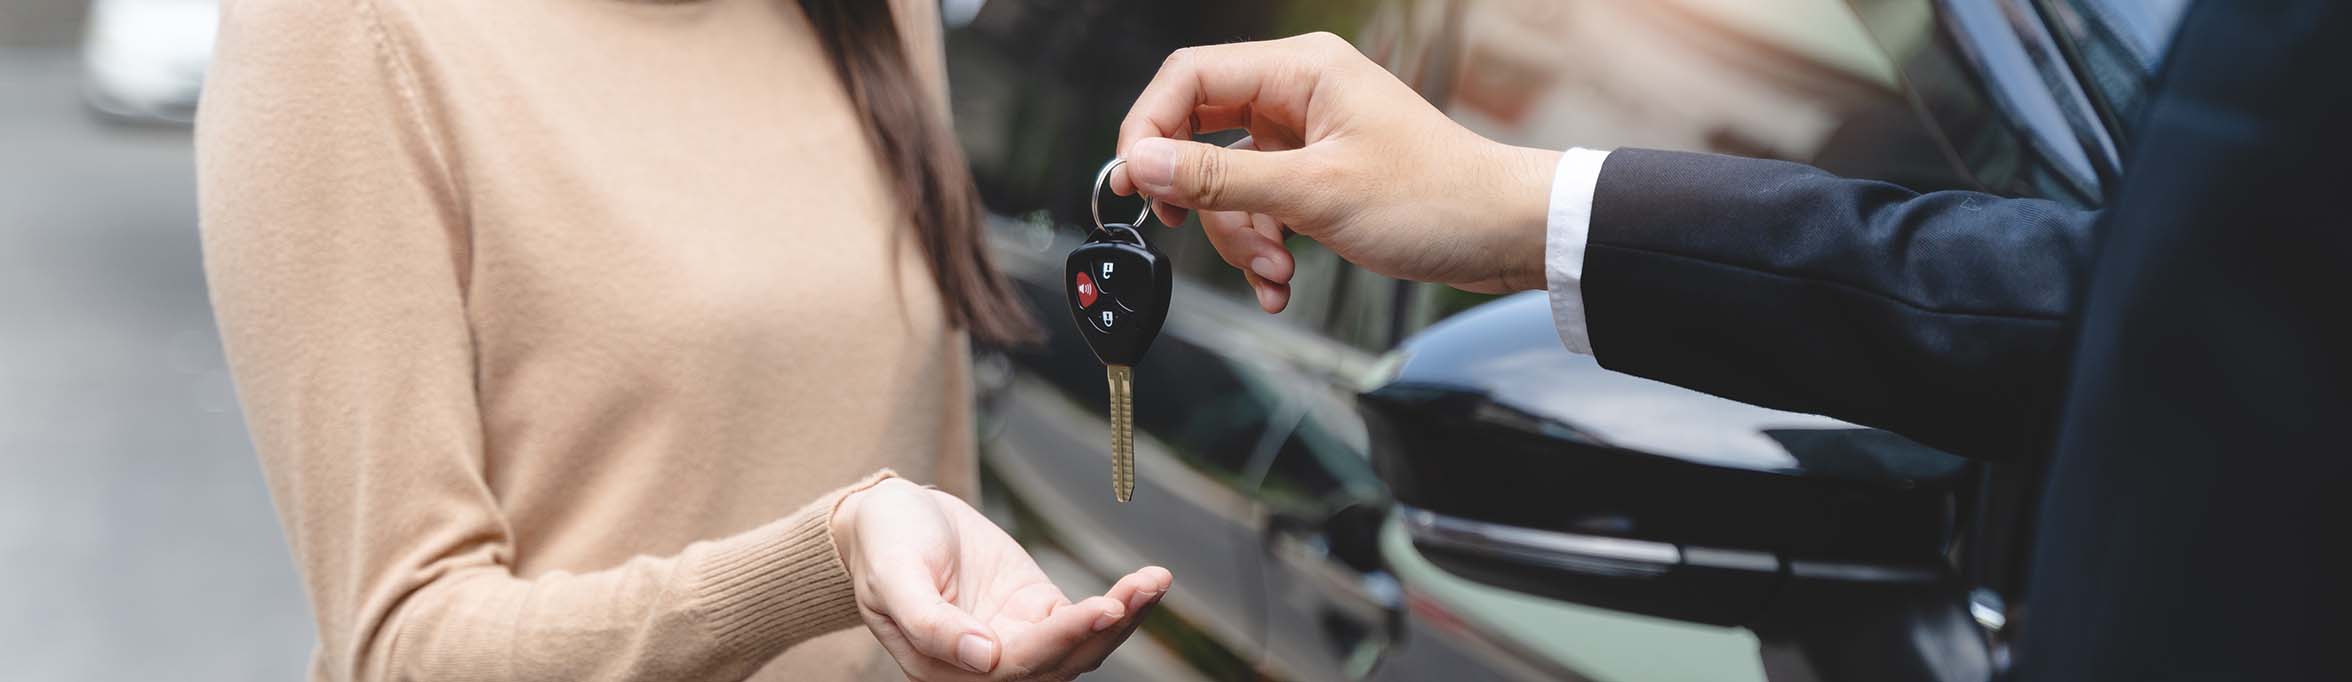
[1075,271,1099,308]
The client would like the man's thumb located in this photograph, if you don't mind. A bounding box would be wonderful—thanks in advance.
[1127,136,1299,214]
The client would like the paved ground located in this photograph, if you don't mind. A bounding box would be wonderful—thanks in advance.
[0,47,316,679]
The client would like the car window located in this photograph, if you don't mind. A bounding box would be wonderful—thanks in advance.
[1131,331,1283,480]
[1385,0,1976,337]
[2060,0,2188,66]
[1255,385,1380,512]
[1840,0,2184,207]
[2040,0,2190,144]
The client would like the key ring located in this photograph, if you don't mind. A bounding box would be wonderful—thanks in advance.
[1091,158,1154,245]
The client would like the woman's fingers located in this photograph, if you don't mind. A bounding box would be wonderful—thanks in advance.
[1026,579,1171,680]
[1103,566,1174,615]
[993,596,1120,675]
[875,569,1173,681]
[867,559,1001,674]
[994,580,1071,624]
[1022,567,1168,645]
[908,599,1001,674]
[1002,567,1172,679]
[1072,596,1160,668]
[861,607,989,682]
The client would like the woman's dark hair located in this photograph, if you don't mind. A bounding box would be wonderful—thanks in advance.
[797,0,1036,344]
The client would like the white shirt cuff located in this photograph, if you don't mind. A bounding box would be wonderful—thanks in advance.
[1546,147,1610,356]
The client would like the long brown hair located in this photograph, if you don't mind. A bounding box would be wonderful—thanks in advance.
[797,0,1035,345]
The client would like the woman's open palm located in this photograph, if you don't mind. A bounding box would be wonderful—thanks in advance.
[834,479,1172,681]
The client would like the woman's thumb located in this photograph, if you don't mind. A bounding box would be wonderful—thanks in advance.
[875,567,999,673]
[1127,136,1303,215]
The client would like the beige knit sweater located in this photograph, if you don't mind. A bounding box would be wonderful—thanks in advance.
[196,0,978,679]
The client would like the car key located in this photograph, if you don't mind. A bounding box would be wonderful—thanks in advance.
[1067,158,1172,503]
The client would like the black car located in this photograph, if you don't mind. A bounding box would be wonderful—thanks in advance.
[949,1,2179,680]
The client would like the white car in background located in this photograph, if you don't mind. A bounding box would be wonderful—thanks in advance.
[81,0,218,124]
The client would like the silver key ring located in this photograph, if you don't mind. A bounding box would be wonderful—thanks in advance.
[1101,224,1148,247]
[1091,158,1154,242]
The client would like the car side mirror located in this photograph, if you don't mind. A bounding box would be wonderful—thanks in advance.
[1359,293,1989,681]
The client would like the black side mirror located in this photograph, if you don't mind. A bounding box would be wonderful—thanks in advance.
[1359,293,1988,681]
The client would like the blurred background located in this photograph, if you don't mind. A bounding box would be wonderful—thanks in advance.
[2,0,314,680]
[0,0,2179,680]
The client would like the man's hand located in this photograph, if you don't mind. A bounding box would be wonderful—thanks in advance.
[1111,32,1560,312]
[831,479,1172,681]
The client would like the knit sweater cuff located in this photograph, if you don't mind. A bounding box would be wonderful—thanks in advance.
[686,469,896,659]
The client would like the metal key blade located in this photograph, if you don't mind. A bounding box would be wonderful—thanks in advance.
[1106,364,1135,503]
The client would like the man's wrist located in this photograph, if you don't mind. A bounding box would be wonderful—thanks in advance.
[1543,147,1610,355]
[1490,143,1561,292]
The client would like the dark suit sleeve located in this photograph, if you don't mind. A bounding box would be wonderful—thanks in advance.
[1581,149,2095,461]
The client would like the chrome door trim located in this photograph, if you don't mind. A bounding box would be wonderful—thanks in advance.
[1401,506,1682,578]
[1402,505,1948,586]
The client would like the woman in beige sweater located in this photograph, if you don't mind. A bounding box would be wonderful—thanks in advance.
[195,0,1169,680]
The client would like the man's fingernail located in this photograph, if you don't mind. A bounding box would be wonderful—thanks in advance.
[1129,138,1178,196]
[1092,605,1126,632]
[1250,257,1281,282]
[1254,284,1278,312]
[956,634,996,673]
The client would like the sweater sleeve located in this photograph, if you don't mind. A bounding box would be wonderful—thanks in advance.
[196,1,878,679]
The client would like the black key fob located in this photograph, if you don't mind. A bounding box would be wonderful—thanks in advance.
[1066,225,1172,367]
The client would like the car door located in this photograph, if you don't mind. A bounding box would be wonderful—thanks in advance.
[1247,369,1404,682]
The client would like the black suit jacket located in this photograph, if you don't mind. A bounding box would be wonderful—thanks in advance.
[1581,2,2351,679]
[1584,149,2094,462]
